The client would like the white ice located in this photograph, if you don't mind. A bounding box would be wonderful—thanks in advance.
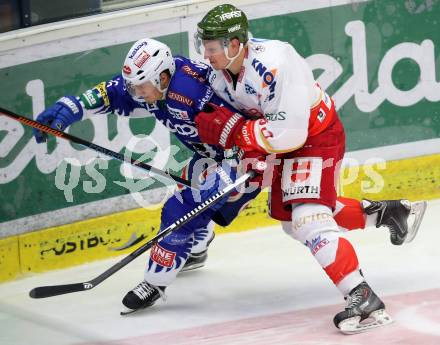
[1,200,440,345]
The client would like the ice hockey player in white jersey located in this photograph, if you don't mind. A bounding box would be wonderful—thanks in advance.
[193,3,427,334]
[31,15,425,321]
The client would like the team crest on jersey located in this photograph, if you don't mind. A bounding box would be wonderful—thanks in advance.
[251,44,265,53]
[167,105,190,121]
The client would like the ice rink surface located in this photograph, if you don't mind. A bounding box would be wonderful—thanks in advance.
[1,200,440,345]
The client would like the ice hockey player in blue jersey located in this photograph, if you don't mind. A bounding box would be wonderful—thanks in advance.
[33,38,260,313]
[32,37,425,318]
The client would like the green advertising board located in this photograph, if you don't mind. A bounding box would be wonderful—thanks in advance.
[0,33,191,224]
[249,1,440,150]
[0,1,439,226]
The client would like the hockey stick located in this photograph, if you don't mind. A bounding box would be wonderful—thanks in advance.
[0,107,195,189]
[29,170,254,298]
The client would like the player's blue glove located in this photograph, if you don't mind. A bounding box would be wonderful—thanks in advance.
[33,96,83,143]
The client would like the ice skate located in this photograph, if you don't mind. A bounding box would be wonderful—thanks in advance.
[121,281,166,315]
[181,232,215,272]
[363,199,427,245]
[181,250,208,272]
[334,282,393,334]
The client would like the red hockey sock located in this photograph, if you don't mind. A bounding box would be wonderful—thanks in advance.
[333,197,366,231]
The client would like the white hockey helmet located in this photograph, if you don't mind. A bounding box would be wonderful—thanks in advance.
[122,38,175,100]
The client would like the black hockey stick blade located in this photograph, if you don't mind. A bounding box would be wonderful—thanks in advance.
[0,106,196,189]
[30,282,93,298]
[29,171,254,299]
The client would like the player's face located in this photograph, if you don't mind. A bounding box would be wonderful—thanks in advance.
[201,39,230,70]
[134,81,163,103]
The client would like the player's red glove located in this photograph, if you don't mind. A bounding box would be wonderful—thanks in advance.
[195,103,246,149]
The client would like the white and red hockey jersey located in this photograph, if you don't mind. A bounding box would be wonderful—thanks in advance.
[207,38,335,154]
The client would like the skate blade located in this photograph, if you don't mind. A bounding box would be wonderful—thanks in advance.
[120,309,140,316]
[120,304,155,316]
[338,309,393,335]
[181,262,206,272]
[405,201,427,243]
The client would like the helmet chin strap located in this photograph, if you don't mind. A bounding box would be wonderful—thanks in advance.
[155,77,171,97]
[157,85,168,97]
[224,43,244,69]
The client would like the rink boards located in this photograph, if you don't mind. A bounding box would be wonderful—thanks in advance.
[1,152,440,282]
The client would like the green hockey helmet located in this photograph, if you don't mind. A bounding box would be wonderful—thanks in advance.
[194,4,248,57]
[197,4,248,43]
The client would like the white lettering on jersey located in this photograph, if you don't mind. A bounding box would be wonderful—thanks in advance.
[209,39,314,153]
[189,59,209,70]
[158,118,198,138]
[198,88,214,111]
[281,157,323,201]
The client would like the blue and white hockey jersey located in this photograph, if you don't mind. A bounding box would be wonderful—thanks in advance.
[78,56,235,161]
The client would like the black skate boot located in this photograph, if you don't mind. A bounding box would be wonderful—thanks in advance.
[334,282,392,334]
[121,281,166,315]
[181,232,215,272]
[181,250,208,272]
[363,199,426,245]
